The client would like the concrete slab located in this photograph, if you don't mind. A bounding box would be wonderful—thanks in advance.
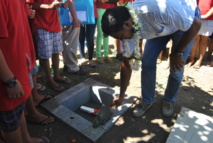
[41,78,137,142]
[166,107,213,143]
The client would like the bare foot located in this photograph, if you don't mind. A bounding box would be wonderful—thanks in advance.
[193,61,202,69]
[33,94,52,107]
[48,80,64,92]
[27,112,54,125]
[54,76,71,83]
[185,61,194,68]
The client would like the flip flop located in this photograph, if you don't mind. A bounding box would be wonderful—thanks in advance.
[54,78,71,84]
[36,95,53,107]
[50,85,64,92]
[89,62,97,68]
[27,116,54,125]
[38,136,50,143]
[37,83,46,91]
[81,61,89,66]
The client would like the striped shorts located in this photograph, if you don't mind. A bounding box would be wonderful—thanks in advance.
[36,28,63,59]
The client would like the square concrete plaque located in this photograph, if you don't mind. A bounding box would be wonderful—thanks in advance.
[41,78,137,142]
[166,107,213,143]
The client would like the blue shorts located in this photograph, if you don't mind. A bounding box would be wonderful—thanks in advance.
[28,64,38,88]
[0,102,26,133]
[36,28,63,59]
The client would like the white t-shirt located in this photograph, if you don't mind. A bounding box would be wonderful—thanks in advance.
[121,0,197,55]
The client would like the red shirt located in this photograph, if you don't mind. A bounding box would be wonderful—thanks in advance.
[198,0,213,20]
[27,0,61,33]
[94,2,98,18]
[96,1,117,9]
[0,0,34,111]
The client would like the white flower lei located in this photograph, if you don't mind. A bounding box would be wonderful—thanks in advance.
[123,3,142,71]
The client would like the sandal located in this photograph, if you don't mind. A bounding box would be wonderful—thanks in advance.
[96,58,105,64]
[54,77,71,84]
[38,136,50,143]
[50,85,64,92]
[81,61,89,66]
[36,83,46,91]
[27,116,54,125]
[35,95,53,107]
[89,61,97,68]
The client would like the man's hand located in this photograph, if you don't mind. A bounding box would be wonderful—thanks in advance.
[72,18,82,27]
[6,80,24,99]
[49,0,64,9]
[111,95,124,108]
[170,53,185,72]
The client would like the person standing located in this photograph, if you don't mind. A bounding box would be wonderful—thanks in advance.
[95,0,117,64]
[29,0,71,92]
[101,0,201,117]
[79,1,98,68]
[185,0,213,69]
[0,0,50,142]
[62,0,87,75]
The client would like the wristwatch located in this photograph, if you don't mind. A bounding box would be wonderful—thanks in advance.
[3,77,17,88]
[174,51,184,56]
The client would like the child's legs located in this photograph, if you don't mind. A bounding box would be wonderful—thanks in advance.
[52,32,63,78]
[193,35,209,67]
[79,25,86,58]
[62,26,80,71]
[96,8,106,58]
[0,103,26,143]
[36,29,56,84]
[207,34,213,60]
[188,35,200,63]
[86,20,97,61]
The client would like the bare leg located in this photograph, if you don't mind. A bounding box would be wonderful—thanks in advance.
[1,126,22,143]
[185,35,200,67]
[26,94,54,125]
[193,35,209,69]
[52,53,70,82]
[207,38,213,66]
[19,112,50,143]
[0,132,6,143]
[40,58,59,87]
[157,51,163,64]
[32,74,52,106]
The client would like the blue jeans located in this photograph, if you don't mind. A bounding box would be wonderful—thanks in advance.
[79,18,97,60]
[141,7,200,104]
[142,32,194,104]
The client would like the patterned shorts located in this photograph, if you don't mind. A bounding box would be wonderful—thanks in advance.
[36,28,63,59]
[0,102,26,133]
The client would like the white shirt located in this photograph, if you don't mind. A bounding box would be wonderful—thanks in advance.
[121,0,197,56]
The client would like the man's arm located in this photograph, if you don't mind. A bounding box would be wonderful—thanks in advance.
[67,0,82,27]
[111,57,132,108]
[170,17,201,72]
[0,49,24,98]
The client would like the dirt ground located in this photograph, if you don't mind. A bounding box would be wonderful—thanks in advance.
[28,42,213,143]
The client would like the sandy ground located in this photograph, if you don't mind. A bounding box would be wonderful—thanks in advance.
[27,37,213,143]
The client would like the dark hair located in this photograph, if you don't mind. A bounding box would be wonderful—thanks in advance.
[101,6,131,37]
